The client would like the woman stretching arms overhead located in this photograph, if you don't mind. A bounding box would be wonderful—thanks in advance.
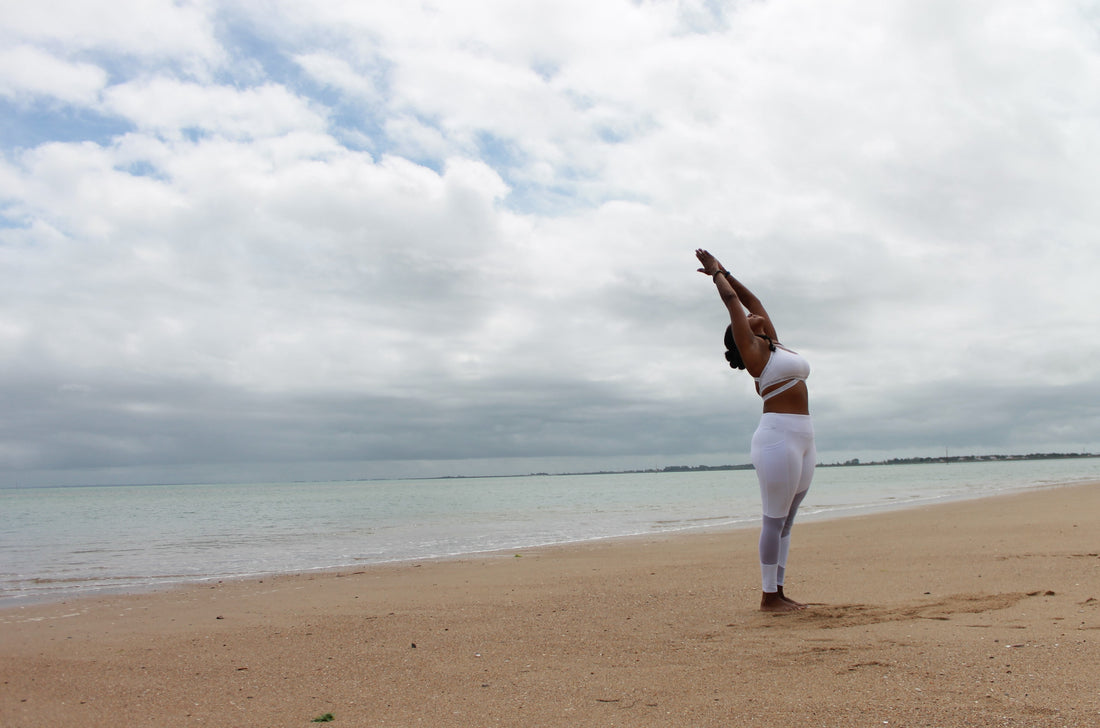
[695,248,815,613]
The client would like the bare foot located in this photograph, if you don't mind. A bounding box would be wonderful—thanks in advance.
[760,591,802,612]
[776,586,807,609]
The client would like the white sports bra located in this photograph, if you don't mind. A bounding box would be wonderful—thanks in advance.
[754,345,810,401]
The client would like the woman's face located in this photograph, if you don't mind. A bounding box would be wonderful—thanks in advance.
[746,312,767,335]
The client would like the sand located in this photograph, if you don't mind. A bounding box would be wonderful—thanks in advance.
[2,481,1099,728]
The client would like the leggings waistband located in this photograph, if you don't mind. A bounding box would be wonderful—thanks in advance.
[757,412,814,433]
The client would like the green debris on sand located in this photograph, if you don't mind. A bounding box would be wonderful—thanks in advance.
[312,713,335,722]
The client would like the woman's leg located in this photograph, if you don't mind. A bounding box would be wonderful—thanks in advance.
[758,514,787,594]
[752,417,814,611]
[776,487,809,588]
[751,422,803,608]
[776,432,816,605]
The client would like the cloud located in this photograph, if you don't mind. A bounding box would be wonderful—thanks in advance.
[0,0,221,64]
[293,52,384,107]
[100,79,329,139]
[2,0,1099,486]
[0,46,108,105]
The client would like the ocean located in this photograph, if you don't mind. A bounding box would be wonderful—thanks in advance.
[2,457,1099,607]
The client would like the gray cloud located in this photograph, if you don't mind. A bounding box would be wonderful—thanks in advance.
[2,0,1099,486]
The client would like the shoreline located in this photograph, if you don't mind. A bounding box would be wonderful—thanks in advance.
[2,476,1087,611]
[3,480,1100,727]
[2,476,1093,611]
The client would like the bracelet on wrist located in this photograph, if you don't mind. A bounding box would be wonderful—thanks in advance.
[712,269,729,279]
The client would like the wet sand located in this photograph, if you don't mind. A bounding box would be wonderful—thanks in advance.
[2,481,1099,727]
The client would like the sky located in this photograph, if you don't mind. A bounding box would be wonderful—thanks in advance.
[2,0,1099,487]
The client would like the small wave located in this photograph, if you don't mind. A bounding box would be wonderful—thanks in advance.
[653,515,734,525]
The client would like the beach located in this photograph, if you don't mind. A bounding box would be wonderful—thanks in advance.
[2,481,1098,727]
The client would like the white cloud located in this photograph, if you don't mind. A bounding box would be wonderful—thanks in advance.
[383,114,451,162]
[0,45,108,104]
[100,79,329,139]
[2,0,1100,483]
[0,0,220,65]
[293,52,383,106]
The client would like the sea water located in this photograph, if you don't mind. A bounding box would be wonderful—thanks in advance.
[2,458,1098,607]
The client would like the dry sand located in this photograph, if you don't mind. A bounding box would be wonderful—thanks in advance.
[2,481,1099,727]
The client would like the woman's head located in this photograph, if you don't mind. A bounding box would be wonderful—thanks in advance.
[723,316,775,369]
[723,325,745,370]
[746,312,768,336]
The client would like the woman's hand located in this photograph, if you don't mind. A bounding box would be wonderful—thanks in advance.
[695,248,724,276]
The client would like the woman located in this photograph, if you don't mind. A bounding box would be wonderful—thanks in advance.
[695,249,815,613]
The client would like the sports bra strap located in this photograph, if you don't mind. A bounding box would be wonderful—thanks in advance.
[760,378,802,402]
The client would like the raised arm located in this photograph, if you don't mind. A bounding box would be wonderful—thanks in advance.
[695,249,774,375]
[694,249,779,340]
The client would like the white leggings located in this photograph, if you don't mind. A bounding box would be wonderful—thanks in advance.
[750,413,815,593]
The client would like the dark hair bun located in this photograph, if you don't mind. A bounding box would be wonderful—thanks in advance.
[723,325,746,370]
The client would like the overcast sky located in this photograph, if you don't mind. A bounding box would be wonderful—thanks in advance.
[2,0,1099,486]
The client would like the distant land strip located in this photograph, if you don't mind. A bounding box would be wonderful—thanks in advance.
[483,452,1099,479]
